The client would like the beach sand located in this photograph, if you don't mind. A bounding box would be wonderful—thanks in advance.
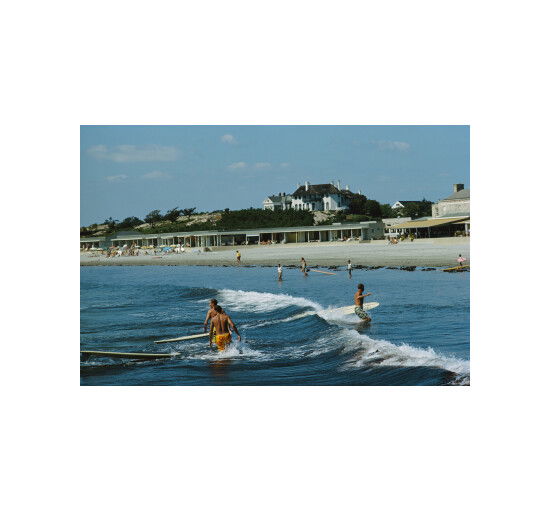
[81,238,470,268]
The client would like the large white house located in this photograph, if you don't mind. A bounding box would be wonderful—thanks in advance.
[263,181,363,212]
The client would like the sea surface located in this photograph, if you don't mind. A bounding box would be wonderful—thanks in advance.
[80,265,470,386]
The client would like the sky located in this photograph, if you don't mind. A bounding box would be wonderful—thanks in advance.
[80,125,469,226]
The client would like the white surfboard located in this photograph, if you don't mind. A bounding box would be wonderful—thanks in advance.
[330,302,379,315]
[154,333,210,344]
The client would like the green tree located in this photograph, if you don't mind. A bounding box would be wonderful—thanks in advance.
[182,207,196,218]
[103,217,118,233]
[144,210,163,228]
[118,216,143,229]
[380,204,397,218]
[164,207,183,222]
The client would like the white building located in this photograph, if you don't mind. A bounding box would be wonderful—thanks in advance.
[291,181,363,211]
[432,184,470,218]
[262,193,293,211]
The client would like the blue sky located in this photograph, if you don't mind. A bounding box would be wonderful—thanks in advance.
[80,125,469,225]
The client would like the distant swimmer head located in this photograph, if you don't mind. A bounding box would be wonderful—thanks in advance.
[358,283,364,291]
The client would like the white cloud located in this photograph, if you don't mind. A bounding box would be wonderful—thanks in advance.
[227,161,247,169]
[87,144,178,162]
[105,174,128,182]
[221,134,237,144]
[255,162,271,169]
[372,140,411,151]
[142,171,170,180]
[280,162,290,168]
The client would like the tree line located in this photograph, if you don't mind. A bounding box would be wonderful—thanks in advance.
[81,198,433,237]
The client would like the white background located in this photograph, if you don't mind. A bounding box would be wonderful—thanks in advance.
[3,1,549,509]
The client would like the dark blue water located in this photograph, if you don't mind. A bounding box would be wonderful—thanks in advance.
[80,266,469,385]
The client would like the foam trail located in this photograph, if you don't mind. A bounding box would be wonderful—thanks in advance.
[217,289,322,313]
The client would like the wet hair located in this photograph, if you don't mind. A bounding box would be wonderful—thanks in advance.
[358,283,364,290]
[210,299,218,305]
[214,305,223,313]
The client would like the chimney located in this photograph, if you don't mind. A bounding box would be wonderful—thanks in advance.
[283,192,285,196]
[345,184,349,191]
[453,183,464,193]
[305,180,310,191]
[279,192,282,196]
[337,180,341,190]
[358,189,362,195]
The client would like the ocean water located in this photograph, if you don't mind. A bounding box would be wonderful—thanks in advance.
[80,265,470,386]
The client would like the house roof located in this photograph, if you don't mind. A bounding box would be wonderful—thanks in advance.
[389,216,469,230]
[395,200,427,206]
[292,184,356,197]
[265,194,292,203]
[441,189,470,201]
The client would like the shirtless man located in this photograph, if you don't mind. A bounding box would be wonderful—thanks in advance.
[203,298,219,333]
[209,305,241,351]
[354,283,372,322]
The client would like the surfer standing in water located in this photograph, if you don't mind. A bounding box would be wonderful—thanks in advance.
[210,305,241,351]
[203,299,219,332]
[354,283,372,322]
[300,257,308,276]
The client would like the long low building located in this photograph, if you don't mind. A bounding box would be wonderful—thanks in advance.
[385,216,470,238]
[80,221,385,249]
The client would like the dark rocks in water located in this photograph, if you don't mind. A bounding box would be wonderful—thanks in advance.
[386,266,399,270]
[421,267,436,271]
[284,265,298,269]
[366,265,383,270]
[400,266,416,271]
[326,266,342,271]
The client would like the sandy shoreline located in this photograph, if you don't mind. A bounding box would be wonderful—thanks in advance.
[81,238,470,268]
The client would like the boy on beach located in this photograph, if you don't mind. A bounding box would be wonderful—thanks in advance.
[347,259,352,277]
[236,250,241,264]
[209,305,241,351]
[277,263,283,281]
[354,283,372,322]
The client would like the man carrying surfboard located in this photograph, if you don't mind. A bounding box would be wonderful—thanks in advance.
[209,305,241,351]
[354,283,373,322]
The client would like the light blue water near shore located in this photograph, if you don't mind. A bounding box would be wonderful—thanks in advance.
[80,266,470,385]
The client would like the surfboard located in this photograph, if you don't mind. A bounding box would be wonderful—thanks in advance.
[80,350,175,361]
[442,265,469,272]
[154,333,210,344]
[331,302,380,315]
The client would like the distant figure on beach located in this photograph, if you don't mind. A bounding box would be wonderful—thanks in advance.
[236,250,241,264]
[300,257,308,275]
[347,259,352,277]
[210,305,240,351]
[203,298,219,333]
[457,254,467,266]
[354,283,372,322]
[277,263,283,281]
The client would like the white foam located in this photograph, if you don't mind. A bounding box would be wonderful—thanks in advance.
[217,289,322,313]
[335,328,470,378]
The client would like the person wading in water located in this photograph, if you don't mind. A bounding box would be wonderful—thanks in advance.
[354,283,372,322]
[210,305,241,351]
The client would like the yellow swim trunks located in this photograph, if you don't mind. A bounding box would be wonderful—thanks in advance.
[214,332,232,351]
